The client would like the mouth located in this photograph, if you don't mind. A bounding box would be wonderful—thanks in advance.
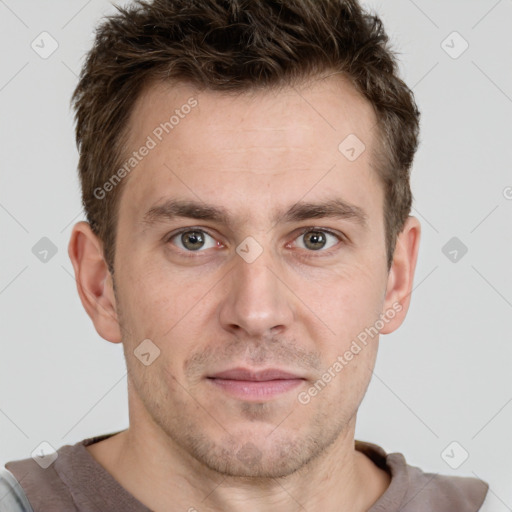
[206,368,306,401]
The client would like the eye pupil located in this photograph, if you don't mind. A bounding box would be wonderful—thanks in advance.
[304,231,326,250]
[182,231,205,250]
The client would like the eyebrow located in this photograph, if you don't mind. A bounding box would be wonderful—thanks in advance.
[142,197,368,230]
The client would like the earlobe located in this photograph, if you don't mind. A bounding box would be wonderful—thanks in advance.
[379,216,421,335]
[68,221,122,344]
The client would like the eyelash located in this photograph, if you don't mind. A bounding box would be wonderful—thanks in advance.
[165,227,345,258]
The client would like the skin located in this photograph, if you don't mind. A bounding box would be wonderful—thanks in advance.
[69,74,421,512]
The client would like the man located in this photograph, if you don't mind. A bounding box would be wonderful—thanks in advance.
[1,0,493,510]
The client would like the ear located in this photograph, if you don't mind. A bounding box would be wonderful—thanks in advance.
[379,215,421,335]
[68,221,122,343]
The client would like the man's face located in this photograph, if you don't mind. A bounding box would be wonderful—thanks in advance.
[112,76,393,478]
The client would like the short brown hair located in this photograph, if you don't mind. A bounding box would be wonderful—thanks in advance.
[72,0,420,273]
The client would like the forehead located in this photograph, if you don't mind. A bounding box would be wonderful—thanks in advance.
[118,75,382,228]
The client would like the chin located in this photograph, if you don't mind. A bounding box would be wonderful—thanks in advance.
[181,426,332,479]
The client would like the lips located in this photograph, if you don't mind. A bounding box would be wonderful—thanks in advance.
[207,367,306,401]
[209,368,304,381]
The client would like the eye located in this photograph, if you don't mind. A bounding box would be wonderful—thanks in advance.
[292,229,341,252]
[168,229,219,252]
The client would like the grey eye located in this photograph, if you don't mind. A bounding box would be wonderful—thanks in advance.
[295,230,339,251]
[171,230,217,251]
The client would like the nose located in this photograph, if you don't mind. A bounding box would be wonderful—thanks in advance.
[218,248,294,339]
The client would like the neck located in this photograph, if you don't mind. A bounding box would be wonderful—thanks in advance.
[92,418,389,512]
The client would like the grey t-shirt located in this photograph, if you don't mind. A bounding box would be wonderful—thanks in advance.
[2,431,489,511]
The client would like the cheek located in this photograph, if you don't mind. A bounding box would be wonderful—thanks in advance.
[303,264,385,339]
[117,253,188,316]
[115,257,217,366]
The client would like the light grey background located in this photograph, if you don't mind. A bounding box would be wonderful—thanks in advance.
[1,0,511,507]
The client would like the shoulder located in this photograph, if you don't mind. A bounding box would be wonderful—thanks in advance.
[397,458,489,511]
[2,432,124,511]
[3,446,79,511]
[356,441,489,512]
[0,467,34,512]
